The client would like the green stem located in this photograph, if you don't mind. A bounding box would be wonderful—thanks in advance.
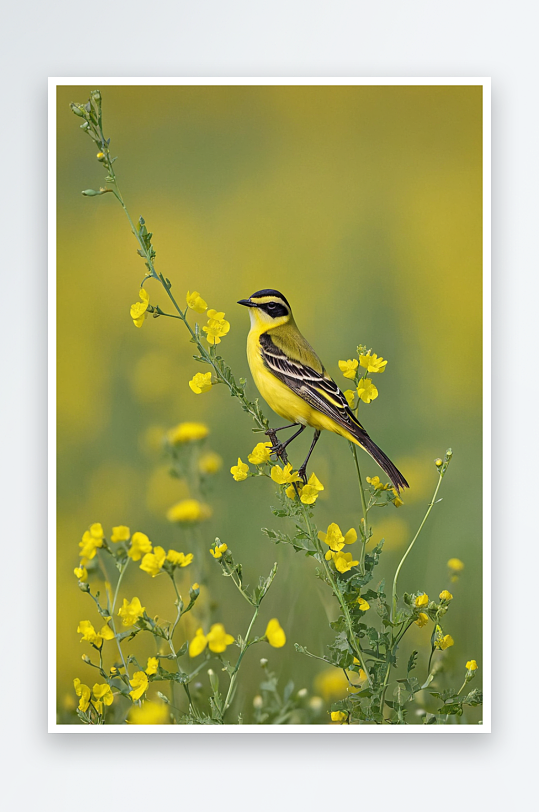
[379,619,414,720]
[391,472,445,621]
[222,604,260,720]
[109,560,131,681]
[300,501,372,688]
[350,443,369,574]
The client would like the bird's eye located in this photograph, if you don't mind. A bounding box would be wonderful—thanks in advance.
[267,302,276,310]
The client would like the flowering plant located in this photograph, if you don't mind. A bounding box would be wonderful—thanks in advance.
[65,90,482,726]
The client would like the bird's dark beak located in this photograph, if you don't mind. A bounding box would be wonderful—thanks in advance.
[237,299,257,307]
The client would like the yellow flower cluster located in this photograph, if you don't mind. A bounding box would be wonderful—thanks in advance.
[319,522,359,573]
[128,701,169,725]
[415,593,429,607]
[203,309,230,345]
[248,442,272,465]
[199,451,222,474]
[129,671,149,700]
[415,613,429,627]
[127,531,194,577]
[189,623,235,657]
[285,472,324,505]
[189,371,212,394]
[118,596,145,627]
[439,590,453,601]
[466,660,478,672]
[77,619,115,647]
[168,421,209,444]
[210,542,228,559]
[265,618,286,648]
[145,657,159,675]
[330,710,348,723]
[166,499,211,524]
[73,678,113,714]
[78,523,104,565]
[130,288,150,328]
[186,290,207,313]
[434,625,454,650]
[231,457,250,481]
[359,352,387,373]
[338,351,387,403]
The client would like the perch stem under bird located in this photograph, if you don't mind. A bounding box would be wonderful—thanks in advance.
[238,289,408,490]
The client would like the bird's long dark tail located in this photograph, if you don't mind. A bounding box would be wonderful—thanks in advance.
[352,429,409,493]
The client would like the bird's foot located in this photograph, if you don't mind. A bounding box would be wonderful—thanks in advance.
[297,466,308,485]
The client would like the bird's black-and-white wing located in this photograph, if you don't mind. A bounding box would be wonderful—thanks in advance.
[259,333,365,436]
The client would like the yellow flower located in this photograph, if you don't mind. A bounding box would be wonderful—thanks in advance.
[248,442,273,465]
[359,352,387,373]
[206,623,235,653]
[92,683,114,706]
[434,627,454,650]
[299,473,325,504]
[166,549,194,567]
[168,421,209,444]
[231,458,250,481]
[128,701,169,724]
[189,371,213,394]
[344,389,355,408]
[285,483,299,499]
[415,593,429,607]
[357,597,370,611]
[73,678,91,712]
[318,523,357,553]
[357,378,378,404]
[439,590,453,601]
[186,290,207,313]
[265,618,286,648]
[315,667,349,700]
[271,463,302,485]
[210,542,228,559]
[415,612,429,628]
[139,546,166,577]
[74,566,88,581]
[466,660,478,671]
[447,558,464,572]
[332,551,359,573]
[128,531,152,561]
[203,309,230,345]
[78,523,104,562]
[166,499,212,523]
[189,628,208,658]
[130,288,150,328]
[330,711,348,723]
[366,475,386,490]
[199,451,222,474]
[111,525,130,543]
[145,657,159,675]
[96,152,105,160]
[77,620,114,647]
[338,359,359,379]
[129,671,149,701]
[391,488,404,508]
[118,597,145,627]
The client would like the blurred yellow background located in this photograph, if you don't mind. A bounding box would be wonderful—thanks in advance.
[56,84,483,723]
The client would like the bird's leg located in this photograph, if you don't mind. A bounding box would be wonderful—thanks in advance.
[265,423,301,460]
[297,430,321,483]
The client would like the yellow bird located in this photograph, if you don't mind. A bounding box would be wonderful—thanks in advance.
[238,289,408,490]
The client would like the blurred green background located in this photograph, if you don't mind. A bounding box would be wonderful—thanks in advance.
[56,85,482,723]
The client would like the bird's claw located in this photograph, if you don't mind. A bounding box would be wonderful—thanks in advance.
[297,466,308,484]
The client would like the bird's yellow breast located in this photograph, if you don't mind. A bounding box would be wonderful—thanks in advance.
[246,328,357,441]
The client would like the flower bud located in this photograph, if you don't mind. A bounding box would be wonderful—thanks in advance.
[82,654,90,663]
[78,580,90,592]
[156,692,170,704]
[70,103,86,118]
[435,458,443,467]
[297,688,308,698]
[253,695,263,709]
[81,189,102,197]
[96,152,106,161]
[260,658,268,667]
